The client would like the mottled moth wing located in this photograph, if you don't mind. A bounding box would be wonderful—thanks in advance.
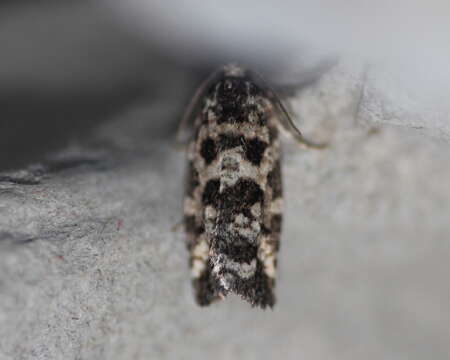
[182,64,284,308]
[184,159,222,305]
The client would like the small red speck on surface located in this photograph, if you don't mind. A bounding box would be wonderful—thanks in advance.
[117,219,123,231]
[56,255,64,261]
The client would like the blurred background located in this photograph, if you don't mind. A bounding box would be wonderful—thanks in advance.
[1,2,450,360]
[0,0,183,169]
[3,0,450,170]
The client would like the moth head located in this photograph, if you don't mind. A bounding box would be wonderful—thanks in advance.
[222,63,246,77]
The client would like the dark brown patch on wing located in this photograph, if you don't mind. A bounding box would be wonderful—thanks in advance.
[200,137,217,164]
[203,178,264,210]
[271,214,282,233]
[184,215,204,236]
[220,178,264,210]
[217,134,268,165]
[215,78,249,124]
[228,260,276,308]
[185,161,199,197]
[212,236,258,265]
[268,161,282,199]
[193,262,221,306]
[210,75,266,125]
[218,133,244,150]
[244,138,268,165]
[202,179,220,205]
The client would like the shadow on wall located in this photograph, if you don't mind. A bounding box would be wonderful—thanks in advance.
[0,1,192,170]
[0,1,332,171]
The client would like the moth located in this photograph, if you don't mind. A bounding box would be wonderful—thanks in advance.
[177,64,324,308]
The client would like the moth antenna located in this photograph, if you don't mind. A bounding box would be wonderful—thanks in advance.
[249,69,328,149]
[272,92,328,149]
[176,68,223,146]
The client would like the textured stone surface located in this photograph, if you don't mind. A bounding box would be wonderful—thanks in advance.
[1,62,450,360]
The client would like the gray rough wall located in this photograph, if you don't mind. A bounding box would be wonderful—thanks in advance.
[1,61,450,360]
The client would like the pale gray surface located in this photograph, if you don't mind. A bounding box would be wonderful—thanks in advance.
[1,63,450,360]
